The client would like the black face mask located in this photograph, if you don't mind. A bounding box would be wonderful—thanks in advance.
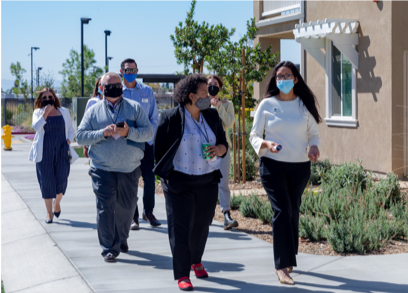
[104,87,123,98]
[208,85,220,97]
[42,99,55,108]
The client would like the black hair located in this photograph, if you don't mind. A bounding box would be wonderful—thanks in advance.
[265,61,322,124]
[121,58,137,70]
[173,74,208,106]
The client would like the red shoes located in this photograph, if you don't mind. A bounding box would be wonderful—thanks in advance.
[191,263,208,278]
[178,277,193,291]
[177,263,207,291]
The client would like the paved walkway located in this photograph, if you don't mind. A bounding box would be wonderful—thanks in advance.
[2,139,408,293]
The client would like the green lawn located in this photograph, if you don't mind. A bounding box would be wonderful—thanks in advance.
[74,147,85,158]
[2,280,5,293]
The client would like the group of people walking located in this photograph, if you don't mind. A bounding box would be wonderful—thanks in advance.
[29,58,321,290]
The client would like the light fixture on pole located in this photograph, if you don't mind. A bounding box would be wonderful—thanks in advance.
[31,47,40,102]
[37,67,43,87]
[104,30,112,73]
[81,17,92,97]
[107,57,113,71]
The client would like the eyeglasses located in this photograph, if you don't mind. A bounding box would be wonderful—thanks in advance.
[276,74,294,80]
[123,68,137,74]
[104,83,122,90]
[42,95,53,100]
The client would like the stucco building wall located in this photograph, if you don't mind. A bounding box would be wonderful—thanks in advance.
[253,1,406,177]
[305,1,392,174]
[391,1,408,176]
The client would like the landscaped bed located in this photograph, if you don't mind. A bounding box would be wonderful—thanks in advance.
[148,159,408,256]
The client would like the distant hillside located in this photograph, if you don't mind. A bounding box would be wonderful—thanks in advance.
[1,79,62,91]
[1,79,14,91]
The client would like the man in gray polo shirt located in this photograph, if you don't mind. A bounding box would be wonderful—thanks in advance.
[77,72,153,262]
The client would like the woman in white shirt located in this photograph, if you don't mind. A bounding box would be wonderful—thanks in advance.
[83,76,103,158]
[29,88,77,224]
[250,61,321,285]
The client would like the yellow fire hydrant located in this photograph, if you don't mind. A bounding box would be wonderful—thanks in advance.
[2,125,14,151]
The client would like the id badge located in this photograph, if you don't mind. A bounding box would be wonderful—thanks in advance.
[273,107,283,113]
[142,98,149,103]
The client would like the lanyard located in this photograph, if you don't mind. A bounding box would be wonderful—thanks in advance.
[104,99,122,125]
[191,113,209,143]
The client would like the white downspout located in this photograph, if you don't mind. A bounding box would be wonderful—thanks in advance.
[299,0,305,78]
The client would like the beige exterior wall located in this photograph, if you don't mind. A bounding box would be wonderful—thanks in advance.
[253,1,406,177]
[305,1,394,175]
[391,1,408,177]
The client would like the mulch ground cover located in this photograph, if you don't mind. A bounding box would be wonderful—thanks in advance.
[140,178,408,256]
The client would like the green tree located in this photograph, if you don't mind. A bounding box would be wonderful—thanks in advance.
[10,61,30,100]
[59,45,103,98]
[34,69,56,91]
[170,0,235,75]
[206,18,279,110]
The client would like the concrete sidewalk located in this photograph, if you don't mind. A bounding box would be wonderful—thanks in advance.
[2,141,408,293]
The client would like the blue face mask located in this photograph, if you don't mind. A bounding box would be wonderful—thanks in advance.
[123,73,137,83]
[276,79,294,94]
[98,88,104,95]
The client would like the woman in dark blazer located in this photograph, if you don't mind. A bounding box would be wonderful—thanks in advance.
[154,74,228,291]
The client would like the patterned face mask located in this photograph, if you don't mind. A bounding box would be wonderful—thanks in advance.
[193,95,211,110]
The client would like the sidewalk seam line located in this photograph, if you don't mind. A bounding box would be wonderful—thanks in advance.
[1,207,29,215]
[2,232,47,246]
[9,275,84,293]
[1,172,96,293]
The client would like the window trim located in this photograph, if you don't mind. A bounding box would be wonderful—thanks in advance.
[324,39,358,127]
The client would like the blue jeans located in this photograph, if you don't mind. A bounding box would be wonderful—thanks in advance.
[133,142,155,219]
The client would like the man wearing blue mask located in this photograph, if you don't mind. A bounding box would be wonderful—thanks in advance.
[120,58,161,229]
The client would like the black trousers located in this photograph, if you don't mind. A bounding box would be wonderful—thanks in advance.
[133,142,156,219]
[162,170,220,280]
[259,157,311,270]
[89,166,141,257]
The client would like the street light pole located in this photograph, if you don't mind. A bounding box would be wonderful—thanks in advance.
[104,30,111,73]
[81,17,91,97]
[31,47,40,102]
[37,67,43,87]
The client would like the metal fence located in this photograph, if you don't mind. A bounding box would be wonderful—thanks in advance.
[1,98,73,128]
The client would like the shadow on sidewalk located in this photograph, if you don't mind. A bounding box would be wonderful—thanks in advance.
[295,271,408,293]
[197,276,333,293]
[54,219,97,229]
[117,250,245,274]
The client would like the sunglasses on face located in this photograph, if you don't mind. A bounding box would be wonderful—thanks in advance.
[42,95,53,100]
[276,74,294,80]
[123,68,137,74]
[104,83,122,90]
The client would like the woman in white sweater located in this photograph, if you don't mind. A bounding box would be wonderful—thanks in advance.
[29,88,77,223]
[250,61,321,285]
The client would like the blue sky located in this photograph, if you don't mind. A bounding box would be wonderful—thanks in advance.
[1,1,300,90]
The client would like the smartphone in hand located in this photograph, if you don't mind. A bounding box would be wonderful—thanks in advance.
[116,121,125,128]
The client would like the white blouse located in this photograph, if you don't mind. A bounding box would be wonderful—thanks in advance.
[173,108,220,175]
[85,95,101,112]
[250,97,321,163]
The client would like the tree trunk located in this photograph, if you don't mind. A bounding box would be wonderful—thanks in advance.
[241,48,246,183]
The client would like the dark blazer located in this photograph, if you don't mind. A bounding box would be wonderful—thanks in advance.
[153,105,229,180]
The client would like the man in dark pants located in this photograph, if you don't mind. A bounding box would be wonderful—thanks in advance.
[77,72,153,262]
[120,58,160,229]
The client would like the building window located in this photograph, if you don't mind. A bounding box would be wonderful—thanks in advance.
[325,40,357,127]
[331,44,352,117]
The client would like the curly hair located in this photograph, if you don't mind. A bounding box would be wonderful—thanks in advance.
[173,74,208,106]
